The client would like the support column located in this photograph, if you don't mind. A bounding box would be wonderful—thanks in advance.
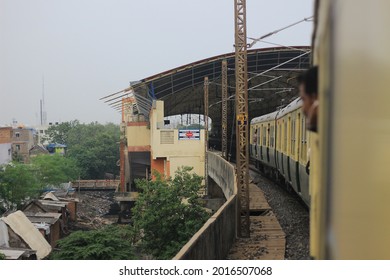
[234,0,250,237]
[221,59,228,160]
[204,77,209,196]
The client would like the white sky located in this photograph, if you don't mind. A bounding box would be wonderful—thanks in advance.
[0,0,314,126]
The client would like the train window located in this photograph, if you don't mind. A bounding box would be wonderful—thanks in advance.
[263,126,267,146]
[270,125,274,148]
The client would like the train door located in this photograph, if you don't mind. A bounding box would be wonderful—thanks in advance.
[287,116,292,183]
[260,124,263,161]
[296,113,302,193]
[276,120,281,171]
[252,127,257,158]
[256,126,260,159]
[267,123,270,163]
[282,119,287,177]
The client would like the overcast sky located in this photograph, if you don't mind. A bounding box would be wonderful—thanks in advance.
[0,0,314,126]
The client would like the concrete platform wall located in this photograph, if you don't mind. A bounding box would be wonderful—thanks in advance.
[173,152,237,260]
[207,152,237,199]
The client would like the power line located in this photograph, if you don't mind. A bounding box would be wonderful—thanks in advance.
[248,16,313,48]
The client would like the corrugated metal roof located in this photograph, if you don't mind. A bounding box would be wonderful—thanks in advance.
[0,248,26,259]
[0,247,37,260]
[0,220,9,247]
[25,213,60,225]
[38,200,68,208]
[1,211,51,259]
[42,192,59,201]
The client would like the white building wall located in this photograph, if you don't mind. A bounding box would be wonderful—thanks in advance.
[0,143,12,165]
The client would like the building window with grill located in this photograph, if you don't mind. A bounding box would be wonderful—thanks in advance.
[16,144,21,151]
[15,132,20,138]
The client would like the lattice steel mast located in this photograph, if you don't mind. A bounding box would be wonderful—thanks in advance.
[234,0,250,237]
[204,77,209,195]
[221,60,228,160]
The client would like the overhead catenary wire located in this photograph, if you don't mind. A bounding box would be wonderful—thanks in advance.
[248,16,314,48]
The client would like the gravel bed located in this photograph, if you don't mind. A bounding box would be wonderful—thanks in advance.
[250,169,310,260]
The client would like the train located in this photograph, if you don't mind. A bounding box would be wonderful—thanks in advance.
[249,0,390,259]
[249,97,311,207]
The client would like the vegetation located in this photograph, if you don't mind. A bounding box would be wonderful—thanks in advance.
[0,155,79,211]
[48,167,209,260]
[0,163,41,210]
[44,121,120,179]
[132,166,210,259]
[44,120,79,145]
[31,154,80,186]
[0,252,5,260]
[11,151,24,162]
[49,225,136,260]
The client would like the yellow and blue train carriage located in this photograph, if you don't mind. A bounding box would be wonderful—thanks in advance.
[250,97,310,206]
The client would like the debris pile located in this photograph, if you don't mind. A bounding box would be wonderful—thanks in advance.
[72,191,119,230]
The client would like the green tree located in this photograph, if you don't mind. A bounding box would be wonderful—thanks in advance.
[132,166,210,259]
[11,151,24,162]
[0,163,41,210]
[49,225,136,260]
[0,156,79,211]
[66,123,119,179]
[0,252,5,260]
[44,121,120,179]
[44,120,79,144]
[31,154,80,186]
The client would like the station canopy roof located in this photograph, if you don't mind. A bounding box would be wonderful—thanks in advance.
[102,46,311,125]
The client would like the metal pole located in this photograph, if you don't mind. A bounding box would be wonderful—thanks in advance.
[234,0,250,237]
[204,77,209,196]
[222,59,228,160]
[120,98,126,193]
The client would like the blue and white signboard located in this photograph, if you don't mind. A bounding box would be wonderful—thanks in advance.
[178,129,200,140]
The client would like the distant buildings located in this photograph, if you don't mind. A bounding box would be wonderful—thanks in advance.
[35,121,60,146]
[0,121,66,164]
[46,143,66,155]
[120,99,206,192]
[11,126,35,163]
[0,127,12,165]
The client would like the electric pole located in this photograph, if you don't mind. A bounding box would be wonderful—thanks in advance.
[221,60,228,160]
[234,0,250,237]
[204,76,209,196]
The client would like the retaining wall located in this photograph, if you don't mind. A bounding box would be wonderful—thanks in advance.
[173,152,237,260]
